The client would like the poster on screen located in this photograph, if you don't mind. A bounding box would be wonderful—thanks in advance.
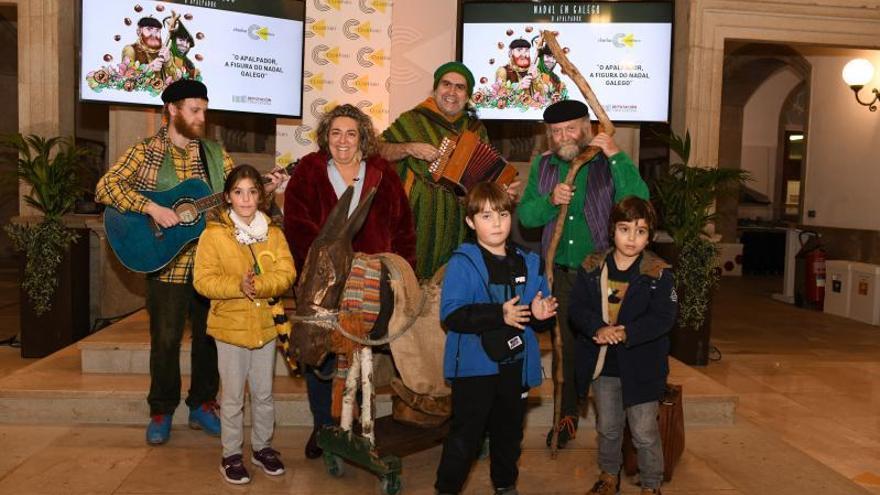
[80,0,304,117]
[461,2,672,122]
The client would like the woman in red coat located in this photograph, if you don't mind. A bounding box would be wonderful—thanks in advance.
[283,103,416,459]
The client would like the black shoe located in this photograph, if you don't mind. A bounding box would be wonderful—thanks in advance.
[495,487,519,495]
[545,415,578,448]
[305,427,323,459]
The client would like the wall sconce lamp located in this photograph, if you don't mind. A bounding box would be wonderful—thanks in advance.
[842,58,879,112]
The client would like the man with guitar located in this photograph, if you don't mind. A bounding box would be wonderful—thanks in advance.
[96,79,284,445]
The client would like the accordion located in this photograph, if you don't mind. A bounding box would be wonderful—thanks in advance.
[428,130,518,196]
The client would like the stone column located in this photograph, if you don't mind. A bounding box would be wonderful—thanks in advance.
[15,0,76,215]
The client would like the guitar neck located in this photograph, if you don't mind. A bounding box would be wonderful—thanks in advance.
[192,160,299,214]
[194,192,226,213]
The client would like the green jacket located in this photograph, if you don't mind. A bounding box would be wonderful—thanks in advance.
[516,151,648,268]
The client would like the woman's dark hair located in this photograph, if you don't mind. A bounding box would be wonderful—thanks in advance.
[608,196,658,240]
[223,164,270,213]
[315,103,379,159]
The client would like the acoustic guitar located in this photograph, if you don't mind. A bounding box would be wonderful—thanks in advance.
[104,162,296,273]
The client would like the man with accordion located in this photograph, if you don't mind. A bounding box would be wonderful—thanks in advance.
[380,62,518,280]
[517,99,649,450]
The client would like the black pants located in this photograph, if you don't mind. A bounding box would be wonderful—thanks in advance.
[553,267,579,418]
[435,360,526,494]
[145,278,219,415]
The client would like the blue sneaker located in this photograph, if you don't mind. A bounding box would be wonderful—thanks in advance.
[189,401,221,436]
[146,414,172,445]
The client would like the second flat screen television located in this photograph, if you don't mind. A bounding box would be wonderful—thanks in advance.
[460,1,673,122]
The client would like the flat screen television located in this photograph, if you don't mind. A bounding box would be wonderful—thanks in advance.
[459,1,673,122]
[80,0,305,118]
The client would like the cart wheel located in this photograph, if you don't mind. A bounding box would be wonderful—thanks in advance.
[380,473,402,495]
[323,452,345,477]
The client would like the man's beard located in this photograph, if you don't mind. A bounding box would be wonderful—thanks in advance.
[552,134,591,161]
[514,55,531,69]
[173,113,204,140]
[142,33,162,49]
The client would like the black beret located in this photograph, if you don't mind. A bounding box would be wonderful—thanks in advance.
[161,79,208,104]
[543,99,590,123]
[538,45,553,57]
[509,38,531,50]
[138,17,162,29]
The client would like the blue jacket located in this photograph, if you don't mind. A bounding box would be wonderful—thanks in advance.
[440,242,550,388]
[569,249,678,407]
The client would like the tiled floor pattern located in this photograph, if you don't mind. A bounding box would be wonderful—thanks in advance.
[0,271,877,493]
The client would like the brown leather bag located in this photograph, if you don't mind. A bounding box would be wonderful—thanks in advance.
[622,383,685,482]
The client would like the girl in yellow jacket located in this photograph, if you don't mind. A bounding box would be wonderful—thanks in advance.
[194,164,296,485]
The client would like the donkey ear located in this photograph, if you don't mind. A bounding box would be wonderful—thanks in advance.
[314,186,355,243]
[341,186,377,242]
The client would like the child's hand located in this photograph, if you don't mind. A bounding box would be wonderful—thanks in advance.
[241,269,256,300]
[593,325,625,344]
[530,291,558,321]
[502,295,531,330]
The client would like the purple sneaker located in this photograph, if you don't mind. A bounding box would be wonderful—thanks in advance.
[252,447,285,475]
[220,454,250,484]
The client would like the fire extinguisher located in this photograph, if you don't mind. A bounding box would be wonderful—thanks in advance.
[795,231,826,310]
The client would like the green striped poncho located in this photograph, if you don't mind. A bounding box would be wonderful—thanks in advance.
[382,98,489,280]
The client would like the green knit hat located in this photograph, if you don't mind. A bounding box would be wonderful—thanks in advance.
[433,61,475,96]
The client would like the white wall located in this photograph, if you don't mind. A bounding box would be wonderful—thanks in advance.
[802,47,880,230]
[740,67,801,203]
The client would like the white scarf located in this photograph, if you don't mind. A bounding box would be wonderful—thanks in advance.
[229,209,269,245]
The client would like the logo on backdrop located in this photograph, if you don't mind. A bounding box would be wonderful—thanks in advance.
[295,125,315,146]
[343,19,381,40]
[313,0,347,12]
[356,47,390,68]
[306,18,336,38]
[359,0,391,14]
[312,45,345,65]
[340,73,379,94]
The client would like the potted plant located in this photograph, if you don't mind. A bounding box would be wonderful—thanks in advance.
[2,134,93,357]
[653,131,749,365]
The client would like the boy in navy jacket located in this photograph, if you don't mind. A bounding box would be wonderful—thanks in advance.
[569,197,678,495]
[435,182,558,495]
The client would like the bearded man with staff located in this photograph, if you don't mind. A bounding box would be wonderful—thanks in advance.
[516,32,649,452]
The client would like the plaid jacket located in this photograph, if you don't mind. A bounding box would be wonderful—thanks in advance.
[96,127,233,283]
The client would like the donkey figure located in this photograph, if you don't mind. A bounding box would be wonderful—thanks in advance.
[288,186,376,368]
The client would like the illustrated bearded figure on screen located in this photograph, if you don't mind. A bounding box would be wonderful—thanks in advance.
[472,29,569,113]
[165,14,200,81]
[495,38,537,92]
[86,6,204,97]
[121,17,170,74]
[535,44,565,100]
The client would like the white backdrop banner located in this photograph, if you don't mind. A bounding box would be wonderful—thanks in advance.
[275,0,392,170]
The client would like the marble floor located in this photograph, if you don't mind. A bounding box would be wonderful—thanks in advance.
[0,273,878,493]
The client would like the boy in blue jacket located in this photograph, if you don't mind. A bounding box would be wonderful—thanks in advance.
[435,182,558,495]
[569,196,678,495]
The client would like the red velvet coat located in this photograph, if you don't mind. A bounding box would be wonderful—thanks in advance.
[283,151,417,273]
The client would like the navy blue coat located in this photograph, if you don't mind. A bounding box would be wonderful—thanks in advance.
[569,249,678,407]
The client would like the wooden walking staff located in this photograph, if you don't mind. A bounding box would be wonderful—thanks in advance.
[539,30,616,457]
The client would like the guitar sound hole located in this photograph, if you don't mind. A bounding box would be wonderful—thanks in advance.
[174,200,200,225]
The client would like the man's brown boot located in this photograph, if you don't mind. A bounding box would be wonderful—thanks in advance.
[587,472,619,495]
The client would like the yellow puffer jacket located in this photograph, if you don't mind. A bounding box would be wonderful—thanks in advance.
[193,209,296,349]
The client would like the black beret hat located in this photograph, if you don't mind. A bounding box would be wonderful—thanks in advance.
[509,38,531,50]
[543,99,590,123]
[161,79,209,104]
[138,17,162,29]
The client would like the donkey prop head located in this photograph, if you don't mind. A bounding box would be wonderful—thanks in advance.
[290,185,377,367]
